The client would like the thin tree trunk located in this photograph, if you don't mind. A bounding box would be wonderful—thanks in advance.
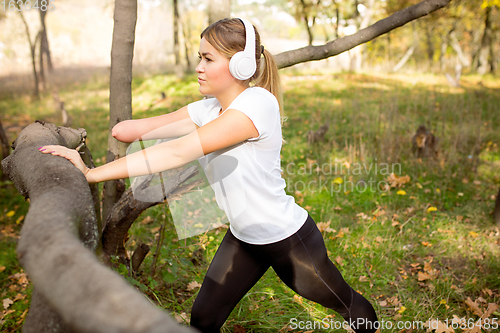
[477,6,493,74]
[351,0,375,71]
[392,44,416,72]
[299,0,314,46]
[38,10,53,90]
[424,23,435,70]
[386,32,392,70]
[450,32,469,67]
[392,21,418,72]
[102,0,138,223]
[181,18,192,70]
[0,119,10,181]
[440,26,453,71]
[173,0,180,66]
[0,119,9,160]
[17,10,40,99]
[334,6,339,39]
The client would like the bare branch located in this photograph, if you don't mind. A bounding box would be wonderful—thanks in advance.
[275,0,452,69]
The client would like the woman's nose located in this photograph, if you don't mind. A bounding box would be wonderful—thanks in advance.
[195,61,203,73]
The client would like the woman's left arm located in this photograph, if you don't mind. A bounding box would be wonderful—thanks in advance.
[39,109,258,183]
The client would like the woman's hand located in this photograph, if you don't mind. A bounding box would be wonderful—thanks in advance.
[39,145,90,180]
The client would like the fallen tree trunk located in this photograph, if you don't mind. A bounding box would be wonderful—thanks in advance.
[1,122,193,333]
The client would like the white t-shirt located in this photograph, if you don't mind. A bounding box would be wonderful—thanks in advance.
[187,87,308,245]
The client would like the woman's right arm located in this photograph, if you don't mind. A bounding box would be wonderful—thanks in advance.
[112,106,198,143]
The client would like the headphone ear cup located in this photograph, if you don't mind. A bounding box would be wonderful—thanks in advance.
[229,51,257,80]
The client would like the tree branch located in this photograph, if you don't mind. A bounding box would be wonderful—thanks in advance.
[275,0,452,69]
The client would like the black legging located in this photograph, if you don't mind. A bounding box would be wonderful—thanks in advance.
[190,215,378,333]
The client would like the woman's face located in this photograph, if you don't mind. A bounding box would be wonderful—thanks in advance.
[196,37,235,98]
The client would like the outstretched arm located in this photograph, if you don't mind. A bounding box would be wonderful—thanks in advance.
[39,109,258,183]
[112,106,197,143]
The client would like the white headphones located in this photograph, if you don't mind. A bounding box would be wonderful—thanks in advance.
[229,18,257,81]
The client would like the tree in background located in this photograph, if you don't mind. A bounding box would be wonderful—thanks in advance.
[473,0,498,74]
[102,0,138,230]
[208,0,231,24]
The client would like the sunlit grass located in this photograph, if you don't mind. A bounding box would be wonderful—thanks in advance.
[1,71,500,332]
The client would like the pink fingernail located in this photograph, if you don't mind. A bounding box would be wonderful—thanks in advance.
[40,149,46,152]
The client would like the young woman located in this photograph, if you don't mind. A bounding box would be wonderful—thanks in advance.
[40,18,379,333]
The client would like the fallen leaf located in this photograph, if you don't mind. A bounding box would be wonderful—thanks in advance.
[359,276,369,282]
[335,256,344,266]
[483,303,499,319]
[317,221,335,233]
[386,173,411,188]
[397,190,406,195]
[234,324,247,333]
[418,271,432,281]
[464,297,483,317]
[425,320,455,333]
[6,211,15,218]
[3,298,13,310]
[427,206,438,213]
[186,281,202,291]
[140,216,154,225]
[424,261,433,272]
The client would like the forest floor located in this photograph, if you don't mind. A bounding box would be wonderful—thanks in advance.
[1,70,500,332]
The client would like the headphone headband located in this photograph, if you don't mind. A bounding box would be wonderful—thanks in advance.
[229,18,257,80]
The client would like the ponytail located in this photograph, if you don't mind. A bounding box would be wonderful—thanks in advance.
[255,49,284,120]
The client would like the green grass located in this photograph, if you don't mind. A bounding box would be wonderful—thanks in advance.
[1,71,500,332]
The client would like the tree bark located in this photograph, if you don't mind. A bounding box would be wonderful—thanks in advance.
[103,0,138,223]
[1,122,194,333]
[275,0,452,69]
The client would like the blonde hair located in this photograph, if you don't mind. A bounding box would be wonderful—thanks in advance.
[201,18,284,118]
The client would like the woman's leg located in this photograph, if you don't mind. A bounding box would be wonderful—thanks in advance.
[270,216,379,333]
[190,230,270,333]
